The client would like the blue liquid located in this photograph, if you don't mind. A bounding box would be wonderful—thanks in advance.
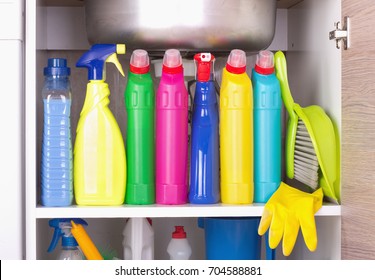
[189,81,220,204]
[41,99,73,206]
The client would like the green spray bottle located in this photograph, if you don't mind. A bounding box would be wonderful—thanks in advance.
[124,49,155,204]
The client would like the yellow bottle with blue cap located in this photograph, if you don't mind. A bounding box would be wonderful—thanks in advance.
[74,44,126,205]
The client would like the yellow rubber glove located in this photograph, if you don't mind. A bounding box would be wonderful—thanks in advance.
[258,182,323,256]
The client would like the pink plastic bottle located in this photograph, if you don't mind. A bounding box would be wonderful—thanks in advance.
[156,49,188,204]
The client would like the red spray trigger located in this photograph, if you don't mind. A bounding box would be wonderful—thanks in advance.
[194,53,215,82]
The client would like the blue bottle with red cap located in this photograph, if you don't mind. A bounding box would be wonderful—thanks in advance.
[189,53,219,204]
[252,50,282,203]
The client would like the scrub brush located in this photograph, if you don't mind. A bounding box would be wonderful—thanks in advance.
[274,51,339,203]
[294,119,319,188]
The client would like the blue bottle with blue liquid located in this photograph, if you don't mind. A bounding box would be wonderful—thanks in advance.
[41,58,73,206]
[189,53,220,204]
[252,50,282,203]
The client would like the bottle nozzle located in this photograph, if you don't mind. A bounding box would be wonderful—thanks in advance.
[76,44,126,80]
[47,218,88,253]
[116,44,126,55]
[194,53,215,82]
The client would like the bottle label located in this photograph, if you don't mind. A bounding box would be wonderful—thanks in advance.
[41,99,73,206]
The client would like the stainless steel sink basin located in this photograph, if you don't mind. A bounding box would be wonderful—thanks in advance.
[84,0,277,54]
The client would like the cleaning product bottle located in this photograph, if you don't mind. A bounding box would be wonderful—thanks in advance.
[156,49,188,204]
[189,53,220,204]
[220,49,253,204]
[71,220,103,260]
[124,49,155,205]
[41,58,73,206]
[74,44,126,205]
[122,218,154,260]
[252,50,282,203]
[47,218,87,260]
[167,226,192,260]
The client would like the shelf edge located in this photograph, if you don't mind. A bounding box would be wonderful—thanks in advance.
[35,204,341,219]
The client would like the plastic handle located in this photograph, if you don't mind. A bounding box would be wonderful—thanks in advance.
[47,227,62,253]
[274,51,299,179]
[71,221,103,260]
[106,53,125,77]
[274,51,295,117]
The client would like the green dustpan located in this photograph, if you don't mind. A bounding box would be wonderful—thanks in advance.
[274,51,339,204]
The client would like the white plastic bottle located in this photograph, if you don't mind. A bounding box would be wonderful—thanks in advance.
[167,226,192,260]
[122,218,154,260]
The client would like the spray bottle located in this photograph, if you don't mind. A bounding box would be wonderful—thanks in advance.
[124,49,155,205]
[220,49,253,204]
[252,50,282,203]
[74,44,126,205]
[156,49,188,204]
[189,53,220,204]
[47,218,87,260]
[41,58,73,206]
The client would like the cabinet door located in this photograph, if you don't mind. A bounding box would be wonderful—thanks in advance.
[0,0,24,260]
[342,0,375,259]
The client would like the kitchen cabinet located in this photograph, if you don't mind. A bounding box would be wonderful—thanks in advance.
[22,0,364,260]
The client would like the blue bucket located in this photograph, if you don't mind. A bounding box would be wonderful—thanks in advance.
[198,217,275,260]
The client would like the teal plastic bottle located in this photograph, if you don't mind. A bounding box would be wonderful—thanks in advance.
[124,49,155,204]
[252,50,282,203]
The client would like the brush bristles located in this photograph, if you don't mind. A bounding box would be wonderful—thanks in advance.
[294,119,319,189]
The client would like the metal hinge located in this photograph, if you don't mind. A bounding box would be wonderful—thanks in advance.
[329,16,350,49]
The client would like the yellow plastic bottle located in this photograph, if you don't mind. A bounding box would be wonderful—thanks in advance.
[74,44,126,205]
[220,49,253,204]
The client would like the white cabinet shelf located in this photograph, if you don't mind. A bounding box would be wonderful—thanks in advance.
[35,204,341,218]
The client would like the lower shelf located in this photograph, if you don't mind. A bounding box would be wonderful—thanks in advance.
[35,203,341,218]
